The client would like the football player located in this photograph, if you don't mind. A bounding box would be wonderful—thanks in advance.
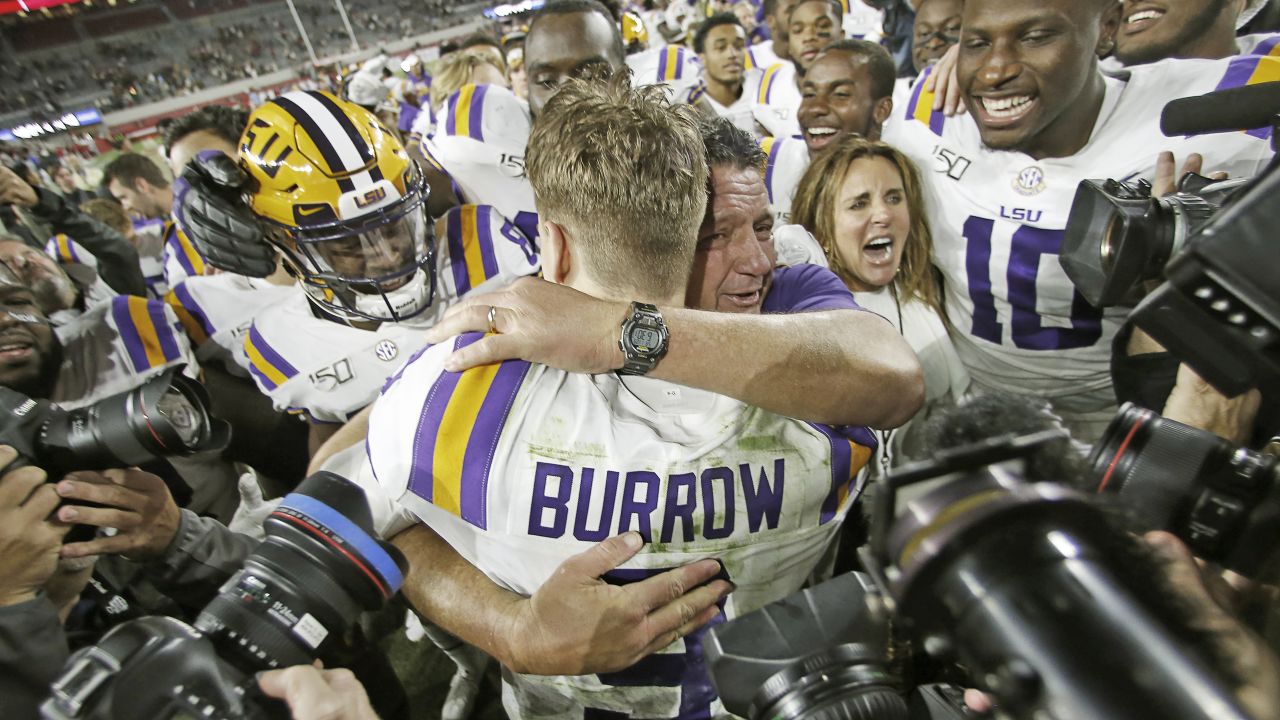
[1112,0,1279,67]
[882,0,1277,439]
[693,13,766,135]
[763,39,896,225]
[747,0,800,70]
[360,73,881,720]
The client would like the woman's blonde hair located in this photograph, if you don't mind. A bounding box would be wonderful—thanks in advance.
[791,135,942,313]
[429,50,506,111]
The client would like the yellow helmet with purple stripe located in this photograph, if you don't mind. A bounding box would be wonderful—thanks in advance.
[238,90,436,323]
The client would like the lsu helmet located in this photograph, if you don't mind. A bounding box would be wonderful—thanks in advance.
[238,90,435,323]
[621,11,649,53]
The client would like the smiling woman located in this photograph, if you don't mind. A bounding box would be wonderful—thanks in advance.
[791,136,968,473]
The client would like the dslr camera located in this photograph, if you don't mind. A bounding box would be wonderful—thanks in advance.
[705,432,1257,720]
[41,470,407,720]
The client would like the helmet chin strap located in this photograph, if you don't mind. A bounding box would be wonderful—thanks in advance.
[348,267,433,322]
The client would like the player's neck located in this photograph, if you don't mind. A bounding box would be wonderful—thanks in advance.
[705,75,743,108]
[775,39,791,62]
[566,274,684,308]
[1017,70,1107,160]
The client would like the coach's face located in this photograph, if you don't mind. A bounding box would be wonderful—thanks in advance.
[687,165,776,314]
[525,11,623,119]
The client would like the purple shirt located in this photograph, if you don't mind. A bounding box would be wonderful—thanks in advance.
[762,264,860,313]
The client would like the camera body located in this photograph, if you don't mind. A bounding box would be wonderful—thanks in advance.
[42,471,407,720]
[707,432,1254,720]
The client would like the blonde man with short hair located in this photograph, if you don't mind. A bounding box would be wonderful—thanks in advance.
[358,73,881,719]
[429,49,509,112]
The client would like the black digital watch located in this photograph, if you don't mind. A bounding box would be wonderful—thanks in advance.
[617,301,669,376]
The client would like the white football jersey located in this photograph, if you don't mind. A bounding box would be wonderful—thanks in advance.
[52,295,199,409]
[161,220,212,290]
[43,233,117,325]
[882,57,1276,433]
[358,332,875,720]
[627,44,704,104]
[760,134,810,225]
[239,205,540,422]
[744,40,781,71]
[421,84,540,241]
[165,273,298,375]
[700,68,766,136]
[754,62,802,135]
[841,0,884,41]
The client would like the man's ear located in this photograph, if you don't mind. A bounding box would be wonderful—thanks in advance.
[540,219,573,284]
[872,96,894,129]
[1096,0,1122,58]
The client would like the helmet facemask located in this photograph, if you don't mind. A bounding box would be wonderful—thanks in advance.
[266,170,437,324]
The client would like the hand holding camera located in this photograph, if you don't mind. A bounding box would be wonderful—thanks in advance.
[54,467,181,562]
[0,165,38,209]
[0,444,69,608]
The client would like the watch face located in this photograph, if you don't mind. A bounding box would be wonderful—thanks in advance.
[629,326,661,352]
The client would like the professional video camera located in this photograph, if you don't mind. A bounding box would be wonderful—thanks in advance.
[705,432,1256,720]
[1089,402,1280,579]
[1060,81,1280,396]
[41,470,407,720]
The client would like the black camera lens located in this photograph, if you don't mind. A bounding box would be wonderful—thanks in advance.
[35,365,229,474]
[194,471,407,672]
[753,644,907,720]
[1089,403,1280,575]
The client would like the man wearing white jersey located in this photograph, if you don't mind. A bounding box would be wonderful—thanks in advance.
[694,13,766,135]
[763,39,896,225]
[360,74,880,720]
[746,0,799,70]
[881,0,1277,438]
[1112,0,1278,67]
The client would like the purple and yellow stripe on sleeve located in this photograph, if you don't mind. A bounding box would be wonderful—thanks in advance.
[111,296,184,373]
[757,64,782,104]
[839,0,850,13]
[165,223,208,277]
[244,323,299,391]
[745,48,758,70]
[1250,35,1280,58]
[419,141,446,172]
[165,284,213,346]
[445,84,488,141]
[904,66,946,136]
[406,332,531,529]
[811,423,876,525]
[659,46,685,82]
[760,136,782,203]
[1214,55,1280,139]
[446,205,500,295]
[46,234,80,264]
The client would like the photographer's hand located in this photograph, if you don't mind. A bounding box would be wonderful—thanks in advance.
[1162,363,1261,445]
[56,468,181,560]
[0,165,38,208]
[258,665,379,720]
[0,445,69,607]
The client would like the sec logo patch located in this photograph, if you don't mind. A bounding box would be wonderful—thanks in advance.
[375,340,399,362]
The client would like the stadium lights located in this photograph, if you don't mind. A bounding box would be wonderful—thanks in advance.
[483,0,544,19]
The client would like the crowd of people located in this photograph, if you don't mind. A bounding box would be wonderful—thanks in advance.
[0,0,467,117]
[1,0,1280,719]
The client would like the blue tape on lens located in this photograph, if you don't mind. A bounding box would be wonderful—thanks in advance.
[276,494,404,593]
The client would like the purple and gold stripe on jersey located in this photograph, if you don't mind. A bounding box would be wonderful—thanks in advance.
[760,136,783,203]
[445,84,489,141]
[1214,55,1280,139]
[839,0,850,13]
[165,284,214,346]
[46,234,80,264]
[407,332,532,529]
[165,222,208,277]
[904,66,946,136]
[418,140,446,172]
[658,46,686,82]
[810,423,876,524]
[111,296,184,374]
[757,63,783,104]
[446,205,501,294]
[244,323,299,391]
[1249,35,1280,58]
[745,47,759,70]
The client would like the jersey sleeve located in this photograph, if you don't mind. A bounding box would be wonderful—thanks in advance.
[762,264,862,313]
[241,320,302,397]
[107,295,199,377]
[435,204,541,299]
[366,332,532,538]
[45,234,99,270]
[164,281,216,348]
[162,222,209,287]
